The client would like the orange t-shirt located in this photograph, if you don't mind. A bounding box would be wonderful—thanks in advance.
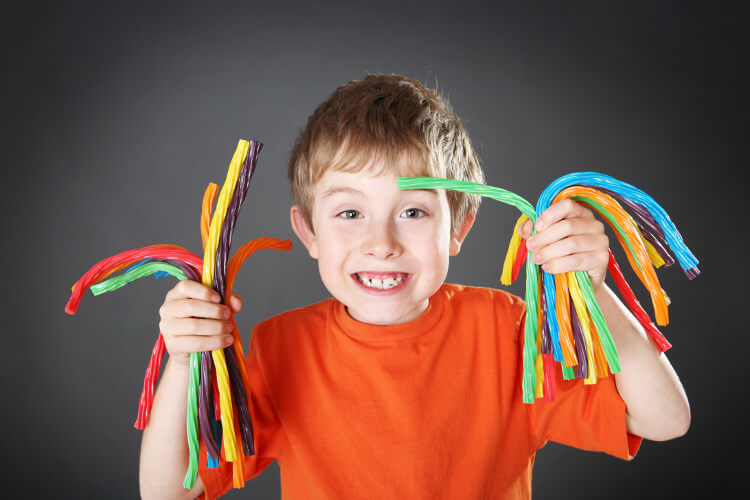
[197,283,642,499]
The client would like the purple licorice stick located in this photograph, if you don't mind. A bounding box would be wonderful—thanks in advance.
[635,220,676,267]
[199,352,221,460]
[540,289,552,355]
[225,346,255,456]
[569,304,588,380]
[598,188,669,245]
[214,141,262,301]
[599,187,699,279]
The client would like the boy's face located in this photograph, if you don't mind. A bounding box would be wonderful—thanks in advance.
[290,160,474,326]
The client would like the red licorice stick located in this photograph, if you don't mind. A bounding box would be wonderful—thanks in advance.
[607,249,672,351]
[134,333,167,429]
[542,354,556,401]
[65,245,202,314]
[511,239,527,283]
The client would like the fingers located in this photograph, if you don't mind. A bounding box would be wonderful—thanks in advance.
[527,217,605,251]
[530,234,609,272]
[167,334,235,354]
[229,293,243,314]
[166,279,222,303]
[159,317,234,337]
[518,220,533,239]
[535,199,593,231]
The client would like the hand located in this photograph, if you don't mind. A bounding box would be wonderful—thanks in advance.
[158,280,243,366]
[519,199,609,292]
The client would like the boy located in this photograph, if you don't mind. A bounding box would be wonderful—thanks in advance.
[139,74,690,499]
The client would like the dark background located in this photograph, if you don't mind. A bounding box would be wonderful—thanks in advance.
[2,1,746,498]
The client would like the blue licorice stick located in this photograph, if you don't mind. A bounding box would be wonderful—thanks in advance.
[537,172,699,272]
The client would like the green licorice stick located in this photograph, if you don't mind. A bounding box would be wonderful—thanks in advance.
[90,262,187,295]
[397,176,540,402]
[183,351,201,488]
[522,258,541,403]
[562,363,576,381]
[574,270,622,373]
[396,177,536,221]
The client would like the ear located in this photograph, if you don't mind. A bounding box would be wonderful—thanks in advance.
[449,210,476,256]
[290,205,319,259]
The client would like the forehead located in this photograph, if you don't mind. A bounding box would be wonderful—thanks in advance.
[316,169,440,201]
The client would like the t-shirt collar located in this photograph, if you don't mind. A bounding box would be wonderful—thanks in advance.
[330,285,447,343]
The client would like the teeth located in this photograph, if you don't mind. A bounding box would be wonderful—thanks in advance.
[356,274,406,289]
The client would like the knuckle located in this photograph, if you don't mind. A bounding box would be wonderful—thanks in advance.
[186,318,201,333]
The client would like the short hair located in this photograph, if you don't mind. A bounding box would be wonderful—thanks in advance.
[287,73,486,235]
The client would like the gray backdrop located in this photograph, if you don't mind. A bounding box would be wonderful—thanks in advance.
[3,1,745,498]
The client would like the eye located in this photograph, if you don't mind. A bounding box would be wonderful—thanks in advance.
[401,208,425,219]
[337,209,361,219]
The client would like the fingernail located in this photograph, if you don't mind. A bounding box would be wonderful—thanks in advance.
[211,294,221,303]
[526,239,536,250]
[225,336,234,345]
[535,220,544,231]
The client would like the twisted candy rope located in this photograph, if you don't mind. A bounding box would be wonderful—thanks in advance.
[397,173,698,404]
[66,139,293,491]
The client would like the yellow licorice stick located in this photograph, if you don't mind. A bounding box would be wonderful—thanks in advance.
[202,139,250,462]
[501,215,528,285]
[566,272,597,385]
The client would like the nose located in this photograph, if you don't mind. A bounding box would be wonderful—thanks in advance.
[361,219,403,260]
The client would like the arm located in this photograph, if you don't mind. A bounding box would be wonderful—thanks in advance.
[139,358,205,500]
[521,199,691,441]
[593,284,690,441]
[139,280,241,500]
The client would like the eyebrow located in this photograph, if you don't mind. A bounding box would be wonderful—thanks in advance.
[322,186,365,199]
[321,185,439,199]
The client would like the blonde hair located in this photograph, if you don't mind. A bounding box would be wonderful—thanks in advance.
[287,73,486,235]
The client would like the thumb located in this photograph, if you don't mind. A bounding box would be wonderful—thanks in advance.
[518,220,532,239]
[229,293,243,314]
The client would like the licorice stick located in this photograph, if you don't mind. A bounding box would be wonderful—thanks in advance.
[607,250,671,351]
[538,172,699,276]
[511,239,527,284]
[66,245,202,314]
[209,141,262,461]
[66,139,293,494]
[553,273,577,368]
[190,140,250,488]
[635,219,675,267]
[394,174,697,404]
[569,304,588,379]
[501,215,527,285]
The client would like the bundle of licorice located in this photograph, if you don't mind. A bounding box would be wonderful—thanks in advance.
[65,139,293,490]
[397,172,698,404]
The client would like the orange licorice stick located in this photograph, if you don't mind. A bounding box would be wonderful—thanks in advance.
[223,237,293,392]
[552,187,669,325]
[201,183,220,253]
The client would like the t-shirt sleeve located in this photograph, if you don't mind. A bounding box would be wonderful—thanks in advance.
[517,307,643,461]
[197,327,285,500]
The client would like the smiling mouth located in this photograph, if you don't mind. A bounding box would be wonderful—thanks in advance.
[353,272,409,290]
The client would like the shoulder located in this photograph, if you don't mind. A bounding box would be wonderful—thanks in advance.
[441,282,526,316]
[249,296,332,351]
